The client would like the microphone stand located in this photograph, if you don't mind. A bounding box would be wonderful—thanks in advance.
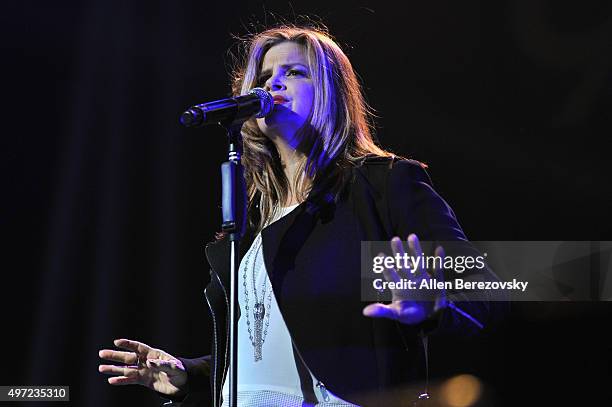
[180,88,271,407]
[219,120,247,407]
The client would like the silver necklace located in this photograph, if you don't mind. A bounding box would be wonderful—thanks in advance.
[242,233,272,362]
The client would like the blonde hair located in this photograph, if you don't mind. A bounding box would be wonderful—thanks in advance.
[232,25,394,231]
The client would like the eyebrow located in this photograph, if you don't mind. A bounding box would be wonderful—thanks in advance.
[259,63,309,77]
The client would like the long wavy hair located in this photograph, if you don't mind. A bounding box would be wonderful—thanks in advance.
[232,25,395,231]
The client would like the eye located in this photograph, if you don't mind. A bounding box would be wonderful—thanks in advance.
[287,69,307,77]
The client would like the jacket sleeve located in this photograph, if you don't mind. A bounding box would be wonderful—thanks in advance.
[386,159,508,336]
[158,355,213,407]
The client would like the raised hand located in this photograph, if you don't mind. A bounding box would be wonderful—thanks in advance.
[362,233,447,325]
[98,338,188,397]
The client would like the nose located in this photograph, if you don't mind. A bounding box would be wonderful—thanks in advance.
[264,73,286,92]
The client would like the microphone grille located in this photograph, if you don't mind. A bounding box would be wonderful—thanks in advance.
[249,87,274,118]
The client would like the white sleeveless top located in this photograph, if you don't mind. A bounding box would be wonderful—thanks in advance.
[221,204,358,407]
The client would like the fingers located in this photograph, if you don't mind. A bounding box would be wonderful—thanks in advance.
[99,364,139,377]
[434,245,448,311]
[98,349,138,365]
[390,237,413,279]
[377,251,401,284]
[407,234,424,276]
[98,342,142,387]
[390,236,406,258]
[113,338,152,355]
[434,245,446,279]
[362,303,396,320]
[107,376,139,385]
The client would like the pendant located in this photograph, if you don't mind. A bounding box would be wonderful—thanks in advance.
[253,302,265,361]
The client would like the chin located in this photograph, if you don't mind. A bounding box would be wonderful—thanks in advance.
[256,108,307,138]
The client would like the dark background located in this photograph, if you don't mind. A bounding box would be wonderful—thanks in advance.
[2,0,611,405]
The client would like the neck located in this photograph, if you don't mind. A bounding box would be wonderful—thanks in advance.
[270,134,308,207]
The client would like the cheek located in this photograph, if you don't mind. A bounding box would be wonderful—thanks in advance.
[296,85,315,116]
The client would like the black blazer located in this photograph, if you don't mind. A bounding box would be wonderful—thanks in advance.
[174,157,500,407]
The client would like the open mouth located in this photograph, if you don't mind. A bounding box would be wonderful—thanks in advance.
[273,95,289,105]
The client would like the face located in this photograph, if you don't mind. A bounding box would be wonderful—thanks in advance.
[255,41,315,143]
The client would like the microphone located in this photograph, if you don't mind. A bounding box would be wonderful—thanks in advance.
[180,88,273,127]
